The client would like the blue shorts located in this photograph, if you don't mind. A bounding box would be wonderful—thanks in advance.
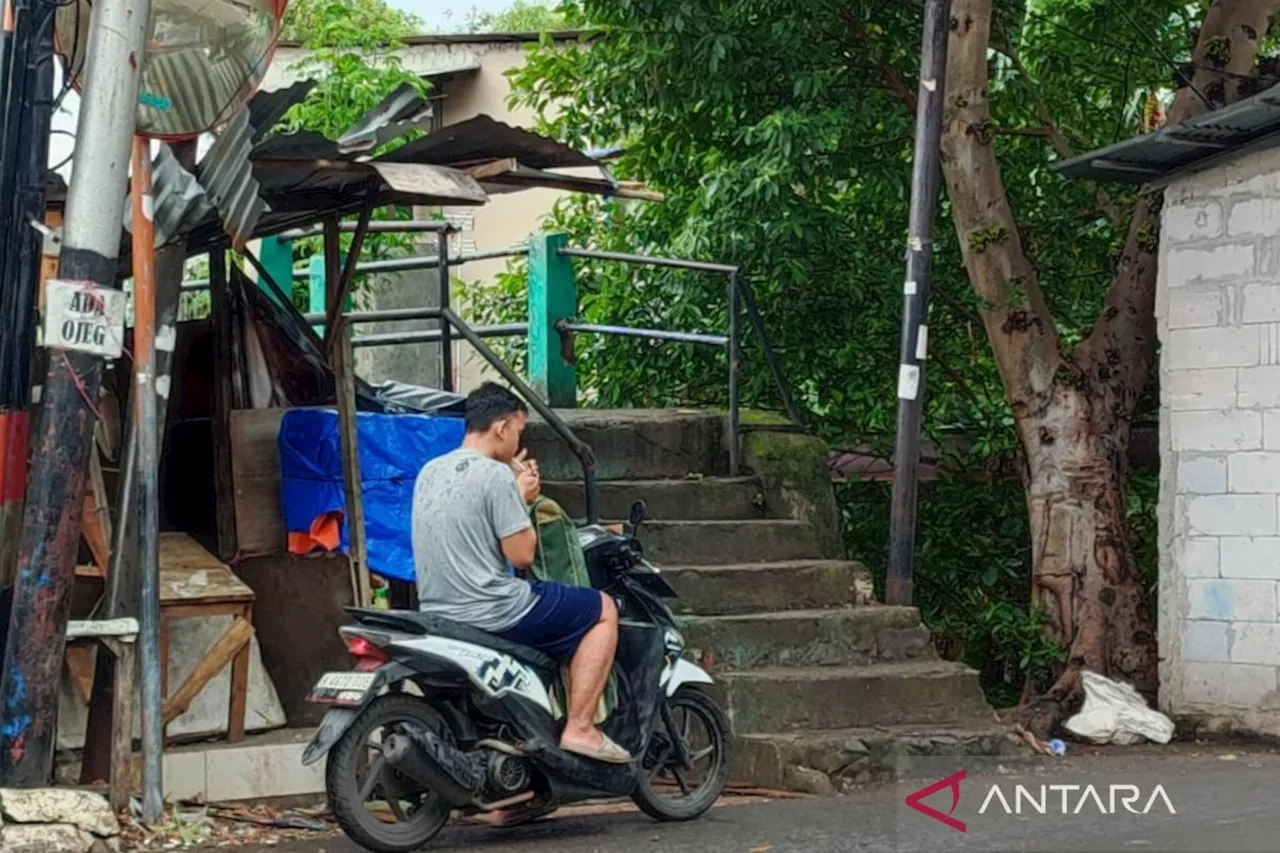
[498,579,603,661]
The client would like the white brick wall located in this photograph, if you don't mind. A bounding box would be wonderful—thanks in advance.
[1160,146,1280,734]
[1167,146,1280,732]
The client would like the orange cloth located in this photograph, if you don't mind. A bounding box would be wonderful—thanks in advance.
[287,511,343,554]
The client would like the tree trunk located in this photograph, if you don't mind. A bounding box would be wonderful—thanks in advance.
[1015,384,1156,736]
[940,0,1280,737]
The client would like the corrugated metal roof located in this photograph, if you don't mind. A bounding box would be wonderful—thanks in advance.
[1054,82,1280,184]
[379,115,599,170]
[247,79,315,142]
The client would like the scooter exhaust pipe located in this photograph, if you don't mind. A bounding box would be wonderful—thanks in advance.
[382,726,480,808]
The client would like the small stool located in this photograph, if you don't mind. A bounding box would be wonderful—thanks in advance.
[67,618,138,810]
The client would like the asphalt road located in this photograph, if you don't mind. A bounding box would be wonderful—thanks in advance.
[248,747,1280,853]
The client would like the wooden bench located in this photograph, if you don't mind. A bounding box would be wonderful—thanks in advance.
[157,532,255,742]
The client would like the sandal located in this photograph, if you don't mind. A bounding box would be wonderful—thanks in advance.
[561,733,632,764]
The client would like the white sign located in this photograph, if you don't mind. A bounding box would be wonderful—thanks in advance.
[43,279,126,358]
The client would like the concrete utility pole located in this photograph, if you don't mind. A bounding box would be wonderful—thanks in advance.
[0,0,150,784]
[887,0,951,608]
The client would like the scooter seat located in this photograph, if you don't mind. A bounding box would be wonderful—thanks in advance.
[345,608,558,675]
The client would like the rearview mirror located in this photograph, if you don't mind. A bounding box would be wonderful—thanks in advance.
[628,500,648,536]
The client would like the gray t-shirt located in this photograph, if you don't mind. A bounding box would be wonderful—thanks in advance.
[411,448,537,632]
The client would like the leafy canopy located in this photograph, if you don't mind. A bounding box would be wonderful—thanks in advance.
[466,0,569,32]
[468,0,1200,701]
[275,0,430,281]
[280,0,422,43]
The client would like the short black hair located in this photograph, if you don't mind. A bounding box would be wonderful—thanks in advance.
[464,382,527,433]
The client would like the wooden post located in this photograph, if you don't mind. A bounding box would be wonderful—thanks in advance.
[209,251,239,561]
[324,220,372,607]
[527,232,576,407]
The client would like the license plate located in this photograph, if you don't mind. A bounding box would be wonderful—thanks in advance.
[307,671,378,706]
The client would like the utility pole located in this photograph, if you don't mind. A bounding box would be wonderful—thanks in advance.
[0,0,56,587]
[0,0,149,785]
[130,135,162,821]
[887,0,951,608]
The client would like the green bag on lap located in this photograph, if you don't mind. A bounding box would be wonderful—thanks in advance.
[528,496,620,724]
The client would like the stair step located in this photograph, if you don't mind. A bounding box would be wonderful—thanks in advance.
[525,410,727,481]
[710,661,990,733]
[681,607,934,670]
[731,723,1024,792]
[639,520,823,565]
[665,561,873,615]
[542,477,766,521]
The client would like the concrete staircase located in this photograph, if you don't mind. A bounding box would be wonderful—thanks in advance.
[532,409,1015,793]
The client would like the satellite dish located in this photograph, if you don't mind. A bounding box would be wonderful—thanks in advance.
[55,0,284,141]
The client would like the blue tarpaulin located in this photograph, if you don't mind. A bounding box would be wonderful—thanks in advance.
[278,408,465,582]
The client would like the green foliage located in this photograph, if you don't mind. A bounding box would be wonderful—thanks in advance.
[275,0,433,299]
[462,0,1213,701]
[467,0,568,32]
[280,0,421,43]
[839,474,1065,706]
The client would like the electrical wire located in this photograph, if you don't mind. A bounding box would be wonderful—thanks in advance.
[1104,0,1213,110]
[47,128,74,172]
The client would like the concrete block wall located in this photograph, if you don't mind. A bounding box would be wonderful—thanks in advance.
[1158,146,1280,735]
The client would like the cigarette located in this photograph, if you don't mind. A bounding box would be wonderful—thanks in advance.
[512,458,528,473]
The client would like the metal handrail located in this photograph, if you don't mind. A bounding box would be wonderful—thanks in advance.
[555,246,803,473]
[441,308,598,524]
[556,320,729,347]
[180,247,530,292]
[353,323,528,349]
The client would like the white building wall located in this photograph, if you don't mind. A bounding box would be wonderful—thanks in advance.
[1159,145,1280,734]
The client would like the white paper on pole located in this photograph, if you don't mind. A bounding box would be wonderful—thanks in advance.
[916,325,930,360]
[897,364,921,400]
[42,279,126,359]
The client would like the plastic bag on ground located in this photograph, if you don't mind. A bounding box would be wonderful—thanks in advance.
[1064,670,1175,745]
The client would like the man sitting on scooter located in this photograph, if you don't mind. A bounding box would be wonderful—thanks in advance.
[411,382,630,765]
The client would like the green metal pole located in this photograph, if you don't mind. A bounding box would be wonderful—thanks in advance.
[527,232,576,408]
[254,235,294,307]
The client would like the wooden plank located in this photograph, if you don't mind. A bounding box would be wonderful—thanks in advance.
[159,532,254,605]
[107,638,136,809]
[208,251,239,561]
[325,220,372,608]
[229,408,287,556]
[65,645,95,705]
[228,605,252,742]
[162,615,254,725]
[82,452,112,573]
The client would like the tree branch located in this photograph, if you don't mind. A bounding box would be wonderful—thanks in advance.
[992,23,1127,229]
[939,0,1060,405]
[1077,0,1280,403]
[841,9,917,112]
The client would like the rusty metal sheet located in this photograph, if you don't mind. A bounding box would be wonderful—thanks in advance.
[1055,83,1280,184]
[338,82,435,155]
[369,162,487,203]
[199,108,270,250]
[378,114,599,170]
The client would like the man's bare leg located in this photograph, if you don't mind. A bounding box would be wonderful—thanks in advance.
[560,593,620,751]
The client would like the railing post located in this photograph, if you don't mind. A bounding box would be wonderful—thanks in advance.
[728,272,741,475]
[528,232,577,408]
[252,234,293,308]
[308,254,326,337]
[309,252,351,339]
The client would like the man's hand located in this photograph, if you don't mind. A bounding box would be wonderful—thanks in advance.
[516,466,541,504]
[513,450,541,503]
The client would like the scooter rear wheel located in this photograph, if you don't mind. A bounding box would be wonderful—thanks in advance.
[631,686,732,822]
[326,695,453,853]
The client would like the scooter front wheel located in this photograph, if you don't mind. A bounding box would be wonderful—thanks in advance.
[326,695,453,853]
[631,686,732,822]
